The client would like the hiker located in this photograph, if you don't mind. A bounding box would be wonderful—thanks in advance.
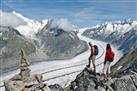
[87,42,98,72]
[103,44,115,80]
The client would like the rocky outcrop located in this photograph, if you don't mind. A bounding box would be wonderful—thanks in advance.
[112,75,137,91]
[66,67,137,91]
[4,49,51,91]
[65,47,137,91]
[68,68,111,91]
[49,84,64,91]
[111,47,137,77]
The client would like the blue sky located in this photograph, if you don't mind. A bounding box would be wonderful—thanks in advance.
[0,0,137,27]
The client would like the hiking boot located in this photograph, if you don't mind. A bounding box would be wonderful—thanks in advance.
[107,76,111,80]
[93,69,96,73]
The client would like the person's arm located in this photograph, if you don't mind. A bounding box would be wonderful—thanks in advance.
[88,42,93,55]
[89,42,92,47]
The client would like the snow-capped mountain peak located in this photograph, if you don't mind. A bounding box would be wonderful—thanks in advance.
[0,11,47,38]
[10,11,48,38]
[12,11,31,23]
[82,20,137,52]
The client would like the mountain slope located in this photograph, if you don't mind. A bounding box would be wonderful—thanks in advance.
[83,20,137,52]
[0,26,36,73]
[36,20,88,59]
[111,46,137,77]
[0,11,88,73]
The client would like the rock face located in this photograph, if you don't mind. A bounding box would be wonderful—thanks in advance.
[66,47,137,91]
[4,49,51,91]
[112,75,137,91]
[68,68,109,91]
[66,68,137,91]
[49,84,64,91]
[0,26,36,73]
[111,47,137,77]
[36,20,87,60]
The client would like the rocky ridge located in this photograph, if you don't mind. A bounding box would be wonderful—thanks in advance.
[83,20,137,52]
[65,46,137,91]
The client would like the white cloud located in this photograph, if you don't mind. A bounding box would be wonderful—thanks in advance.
[58,19,73,31]
[74,8,97,20]
[49,19,73,31]
[0,11,27,27]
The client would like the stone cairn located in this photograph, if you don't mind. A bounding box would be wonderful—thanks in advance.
[4,49,51,91]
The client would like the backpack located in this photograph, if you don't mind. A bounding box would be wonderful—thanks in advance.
[94,45,99,55]
[108,51,115,62]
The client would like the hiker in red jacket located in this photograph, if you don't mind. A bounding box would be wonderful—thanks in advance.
[103,44,115,80]
[87,42,98,72]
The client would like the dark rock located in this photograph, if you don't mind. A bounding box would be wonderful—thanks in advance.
[49,84,64,91]
[69,68,107,91]
[113,75,137,91]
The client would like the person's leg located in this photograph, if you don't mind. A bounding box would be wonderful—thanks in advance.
[87,55,91,67]
[107,62,111,79]
[103,62,109,80]
[103,63,106,75]
[92,55,96,72]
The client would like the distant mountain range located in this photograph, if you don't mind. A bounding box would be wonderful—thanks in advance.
[0,11,87,73]
[83,20,137,52]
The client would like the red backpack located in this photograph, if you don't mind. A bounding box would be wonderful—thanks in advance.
[109,51,115,62]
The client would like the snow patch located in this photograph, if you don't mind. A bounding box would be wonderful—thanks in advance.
[117,65,123,71]
[0,11,27,27]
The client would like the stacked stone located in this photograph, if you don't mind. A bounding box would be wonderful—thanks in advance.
[4,49,51,91]
[20,49,30,81]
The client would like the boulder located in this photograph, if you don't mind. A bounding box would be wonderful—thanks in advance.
[67,67,137,91]
[10,74,22,81]
[49,84,64,91]
[22,87,31,91]
[20,68,31,81]
[24,74,43,87]
[113,75,137,91]
[35,74,43,83]
[42,84,51,91]
[4,80,25,91]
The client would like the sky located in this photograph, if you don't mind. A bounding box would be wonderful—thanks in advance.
[0,0,137,27]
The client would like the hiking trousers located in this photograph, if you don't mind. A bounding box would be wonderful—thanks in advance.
[103,61,111,74]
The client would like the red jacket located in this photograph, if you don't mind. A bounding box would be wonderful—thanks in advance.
[104,48,111,64]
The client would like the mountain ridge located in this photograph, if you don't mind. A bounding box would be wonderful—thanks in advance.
[83,20,137,52]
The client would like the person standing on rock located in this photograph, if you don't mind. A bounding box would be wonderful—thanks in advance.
[103,44,115,80]
[87,42,99,72]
